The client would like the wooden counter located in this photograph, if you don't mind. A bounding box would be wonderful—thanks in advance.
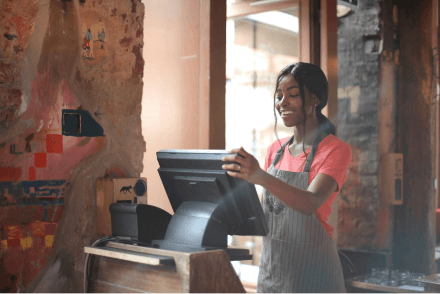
[415,274,440,292]
[85,242,246,293]
[346,275,427,293]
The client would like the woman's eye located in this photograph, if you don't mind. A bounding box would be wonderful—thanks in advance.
[276,94,298,101]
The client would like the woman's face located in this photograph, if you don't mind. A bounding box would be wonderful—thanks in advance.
[275,74,318,128]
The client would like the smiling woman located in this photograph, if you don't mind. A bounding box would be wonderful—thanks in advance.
[222,62,351,293]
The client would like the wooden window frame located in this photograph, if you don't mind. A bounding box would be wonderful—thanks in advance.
[227,0,311,63]
[226,0,337,127]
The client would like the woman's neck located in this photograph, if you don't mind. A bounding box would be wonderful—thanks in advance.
[293,120,320,146]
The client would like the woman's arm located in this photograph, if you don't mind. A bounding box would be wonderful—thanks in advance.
[222,147,338,216]
[257,172,337,215]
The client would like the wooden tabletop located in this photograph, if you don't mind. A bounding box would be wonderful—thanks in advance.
[84,245,176,266]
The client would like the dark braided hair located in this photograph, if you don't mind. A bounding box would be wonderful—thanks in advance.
[273,62,336,160]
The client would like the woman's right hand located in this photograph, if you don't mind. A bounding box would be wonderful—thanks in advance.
[221,146,266,185]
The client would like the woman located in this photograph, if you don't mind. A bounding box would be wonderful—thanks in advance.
[222,62,351,293]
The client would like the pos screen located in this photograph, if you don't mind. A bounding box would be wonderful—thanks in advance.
[157,149,269,237]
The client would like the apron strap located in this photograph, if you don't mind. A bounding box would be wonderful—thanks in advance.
[303,132,328,173]
[303,131,328,172]
[271,135,295,167]
[271,131,329,172]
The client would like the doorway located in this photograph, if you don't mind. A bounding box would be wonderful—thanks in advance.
[225,0,310,286]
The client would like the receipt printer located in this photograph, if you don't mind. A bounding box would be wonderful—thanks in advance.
[109,203,172,244]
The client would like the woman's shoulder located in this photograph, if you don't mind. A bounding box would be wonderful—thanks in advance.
[267,137,291,153]
[324,134,350,146]
[319,134,352,156]
[266,134,351,156]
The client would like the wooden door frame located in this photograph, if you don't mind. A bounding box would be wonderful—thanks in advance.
[320,0,338,132]
[199,1,227,149]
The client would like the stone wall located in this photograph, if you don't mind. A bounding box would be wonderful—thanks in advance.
[337,0,381,250]
[0,0,145,292]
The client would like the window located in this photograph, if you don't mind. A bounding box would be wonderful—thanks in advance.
[226,0,309,282]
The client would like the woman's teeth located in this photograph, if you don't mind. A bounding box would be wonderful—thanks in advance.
[281,111,293,117]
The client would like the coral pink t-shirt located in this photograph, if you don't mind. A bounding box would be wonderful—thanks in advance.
[264,134,352,239]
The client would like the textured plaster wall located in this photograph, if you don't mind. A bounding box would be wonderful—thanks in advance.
[337,0,381,250]
[0,0,145,292]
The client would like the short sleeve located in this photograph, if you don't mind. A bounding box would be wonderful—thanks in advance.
[318,142,352,192]
[263,138,290,172]
[264,145,274,172]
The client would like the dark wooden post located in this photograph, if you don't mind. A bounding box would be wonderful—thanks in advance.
[199,0,226,150]
[377,0,399,253]
[393,0,437,275]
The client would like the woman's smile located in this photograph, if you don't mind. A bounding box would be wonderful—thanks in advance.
[281,110,294,118]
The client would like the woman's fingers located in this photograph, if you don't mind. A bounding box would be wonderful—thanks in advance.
[228,146,248,157]
[226,170,244,179]
[239,146,251,157]
[223,146,250,161]
[222,163,241,171]
[222,153,245,164]
[221,147,264,184]
[222,147,258,181]
[228,148,242,154]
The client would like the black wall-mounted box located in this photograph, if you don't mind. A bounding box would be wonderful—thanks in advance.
[62,109,104,137]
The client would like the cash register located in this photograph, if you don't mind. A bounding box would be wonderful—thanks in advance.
[109,149,269,260]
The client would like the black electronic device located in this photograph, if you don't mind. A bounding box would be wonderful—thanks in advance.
[62,109,104,137]
[151,149,269,257]
[109,203,172,244]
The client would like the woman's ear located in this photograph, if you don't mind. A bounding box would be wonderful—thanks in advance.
[311,94,320,107]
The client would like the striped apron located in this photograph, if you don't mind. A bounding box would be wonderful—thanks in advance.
[257,134,346,293]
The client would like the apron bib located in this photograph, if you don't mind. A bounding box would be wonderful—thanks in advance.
[257,134,346,293]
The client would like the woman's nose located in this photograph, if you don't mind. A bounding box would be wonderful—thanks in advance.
[280,95,289,106]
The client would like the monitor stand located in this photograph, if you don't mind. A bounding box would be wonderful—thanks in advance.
[151,201,252,261]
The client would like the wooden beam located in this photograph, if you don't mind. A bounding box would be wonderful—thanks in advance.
[319,0,339,242]
[435,0,439,214]
[376,0,399,252]
[319,0,337,131]
[300,0,311,62]
[394,0,436,275]
[310,0,320,66]
[199,0,226,149]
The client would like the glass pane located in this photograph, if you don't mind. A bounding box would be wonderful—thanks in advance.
[226,5,300,273]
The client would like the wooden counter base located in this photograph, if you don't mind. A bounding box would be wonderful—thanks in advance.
[85,242,246,293]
